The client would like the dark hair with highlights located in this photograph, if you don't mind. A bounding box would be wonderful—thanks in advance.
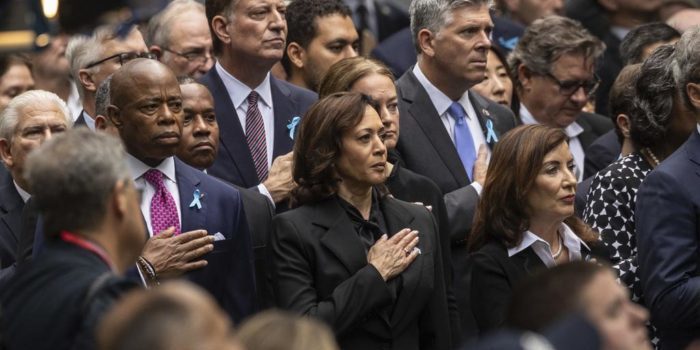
[291,92,380,207]
[468,125,598,251]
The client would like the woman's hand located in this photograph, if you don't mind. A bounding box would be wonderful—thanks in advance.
[367,228,420,281]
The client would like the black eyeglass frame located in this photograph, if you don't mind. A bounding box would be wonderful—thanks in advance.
[162,47,214,65]
[543,72,601,97]
[84,51,157,69]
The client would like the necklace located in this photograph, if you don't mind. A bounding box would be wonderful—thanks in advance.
[551,234,563,259]
[643,147,660,167]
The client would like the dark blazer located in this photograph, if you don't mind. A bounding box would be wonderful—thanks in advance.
[0,170,22,270]
[371,27,414,78]
[374,0,410,43]
[470,239,604,333]
[595,32,623,116]
[199,68,317,188]
[635,130,700,349]
[270,196,451,350]
[583,129,621,179]
[1,239,137,350]
[577,112,615,153]
[395,68,518,336]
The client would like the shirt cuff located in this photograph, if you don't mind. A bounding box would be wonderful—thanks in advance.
[257,183,276,208]
[471,182,483,196]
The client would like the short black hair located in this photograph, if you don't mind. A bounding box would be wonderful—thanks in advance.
[281,0,352,75]
[620,22,680,66]
[205,0,237,56]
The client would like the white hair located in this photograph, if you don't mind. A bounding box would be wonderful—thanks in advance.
[0,90,73,141]
[146,0,206,48]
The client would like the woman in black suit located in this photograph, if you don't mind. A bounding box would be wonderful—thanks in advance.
[468,124,604,333]
[270,93,450,350]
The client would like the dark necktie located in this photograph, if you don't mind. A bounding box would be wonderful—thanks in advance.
[245,91,268,182]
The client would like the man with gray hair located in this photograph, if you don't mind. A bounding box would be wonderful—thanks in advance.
[509,15,612,180]
[0,90,71,279]
[1,129,144,350]
[146,0,214,79]
[394,0,517,337]
[636,26,700,350]
[66,24,153,129]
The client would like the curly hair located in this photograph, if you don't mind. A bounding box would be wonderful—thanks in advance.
[290,92,379,207]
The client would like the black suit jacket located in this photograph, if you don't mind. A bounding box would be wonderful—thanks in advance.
[73,110,88,127]
[583,129,621,179]
[270,195,451,350]
[0,170,22,270]
[595,32,623,116]
[575,112,615,153]
[636,130,700,349]
[199,68,317,188]
[395,68,517,336]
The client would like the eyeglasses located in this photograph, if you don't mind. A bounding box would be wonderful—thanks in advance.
[544,72,601,97]
[84,51,157,69]
[163,48,214,65]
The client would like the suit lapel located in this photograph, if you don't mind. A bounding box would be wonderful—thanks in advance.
[400,71,470,185]
[0,171,23,242]
[509,247,546,275]
[575,114,598,150]
[174,160,206,232]
[202,69,258,187]
[470,91,502,150]
[316,199,370,275]
[271,77,296,160]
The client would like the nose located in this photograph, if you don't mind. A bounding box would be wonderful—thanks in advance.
[159,104,177,125]
[345,45,358,58]
[563,164,577,187]
[492,75,505,95]
[552,0,564,13]
[41,128,53,142]
[270,8,286,30]
[628,302,650,325]
[373,133,387,156]
[192,115,211,136]
[570,85,589,106]
[476,29,492,51]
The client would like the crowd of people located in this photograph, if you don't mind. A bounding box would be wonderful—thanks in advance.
[1,0,700,349]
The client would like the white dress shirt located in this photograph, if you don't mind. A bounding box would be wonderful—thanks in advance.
[126,154,181,237]
[13,181,30,203]
[412,64,487,193]
[507,223,589,268]
[81,110,96,131]
[519,104,585,181]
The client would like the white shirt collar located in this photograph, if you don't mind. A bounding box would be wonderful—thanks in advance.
[13,181,30,203]
[126,154,177,184]
[82,110,96,131]
[412,64,475,119]
[215,61,272,110]
[507,223,590,267]
[519,104,583,138]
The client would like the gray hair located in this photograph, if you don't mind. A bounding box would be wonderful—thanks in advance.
[24,128,130,236]
[409,0,493,53]
[672,26,700,111]
[508,16,605,91]
[146,0,206,48]
[95,75,112,117]
[0,90,72,142]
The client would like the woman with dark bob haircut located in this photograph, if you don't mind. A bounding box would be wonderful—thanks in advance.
[468,124,605,333]
[269,92,451,350]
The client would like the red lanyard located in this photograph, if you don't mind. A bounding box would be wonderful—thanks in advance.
[59,231,115,271]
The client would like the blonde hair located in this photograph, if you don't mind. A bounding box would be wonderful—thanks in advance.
[236,311,339,350]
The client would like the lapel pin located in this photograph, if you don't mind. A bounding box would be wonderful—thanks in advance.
[189,189,203,210]
[287,116,301,140]
[482,108,490,117]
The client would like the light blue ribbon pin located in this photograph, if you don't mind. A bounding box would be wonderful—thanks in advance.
[189,189,202,210]
[486,119,499,143]
[287,116,301,140]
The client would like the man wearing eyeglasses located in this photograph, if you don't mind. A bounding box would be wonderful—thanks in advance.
[146,0,214,79]
[510,16,612,181]
[66,24,153,130]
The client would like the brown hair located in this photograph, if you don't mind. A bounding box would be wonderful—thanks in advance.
[237,310,339,350]
[291,92,379,207]
[468,124,598,251]
[318,57,395,98]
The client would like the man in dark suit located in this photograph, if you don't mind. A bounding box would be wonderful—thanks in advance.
[176,77,275,309]
[509,16,612,182]
[108,58,256,323]
[395,0,517,337]
[635,27,700,350]
[203,0,317,207]
[1,129,144,350]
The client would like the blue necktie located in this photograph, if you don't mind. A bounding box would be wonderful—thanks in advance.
[448,102,476,180]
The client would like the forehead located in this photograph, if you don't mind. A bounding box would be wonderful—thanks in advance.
[542,141,571,161]
[233,0,285,12]
[0,65,34,86]
[101,29,148,56]
[169,12,211,44]
[313,14,357,39]
[551,53,595,79]
[17,104,67,126]
[180,84,214,105]
[121,69,180,101]
[352,106,383,129]
[442,4,492,29]
[352,73,396,95]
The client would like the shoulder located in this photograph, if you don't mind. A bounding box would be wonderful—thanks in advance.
[470,91,517,127]
[179,161,242,200]
[578,112,614,133]
[391,166,442,193]
[271,77,318,104]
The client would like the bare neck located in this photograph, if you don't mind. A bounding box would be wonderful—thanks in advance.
[337,182,373,220]
[219,53,274,89]
[528,218,562,248]
[417,58,470,101]
[82,94,96,119]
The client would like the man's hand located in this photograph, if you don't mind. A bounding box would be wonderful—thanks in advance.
[473,144,488,186]
[262,151,295,203]
[141,228,214,279]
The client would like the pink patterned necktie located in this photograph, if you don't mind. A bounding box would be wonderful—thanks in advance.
[143,169,180,235]
[245,91,269,182]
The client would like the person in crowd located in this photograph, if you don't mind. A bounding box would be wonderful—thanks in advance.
[202,0,317,207]
[584,45,695,303]
[66,24,153,129]
[345,0,409,56]
[468,124,605,333]
[270,92,450,349]
[0,54,34,113]
[396,0,517,335]
[509,16,612,181]
[636,26,700,349]
[283,0,359,92]
[318,56,459,344]
[471,46,515,110]
[497,0,564,27]
[107,58,256,323]
[506,261,651,350]
[98,281,241,350]
[30,34,82,118]
[1,129,144,350]
[0,90,71,282]
[237,310,339,350]
[175,76,275,309]
[583,22,680,183]
[146,0,214,79]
